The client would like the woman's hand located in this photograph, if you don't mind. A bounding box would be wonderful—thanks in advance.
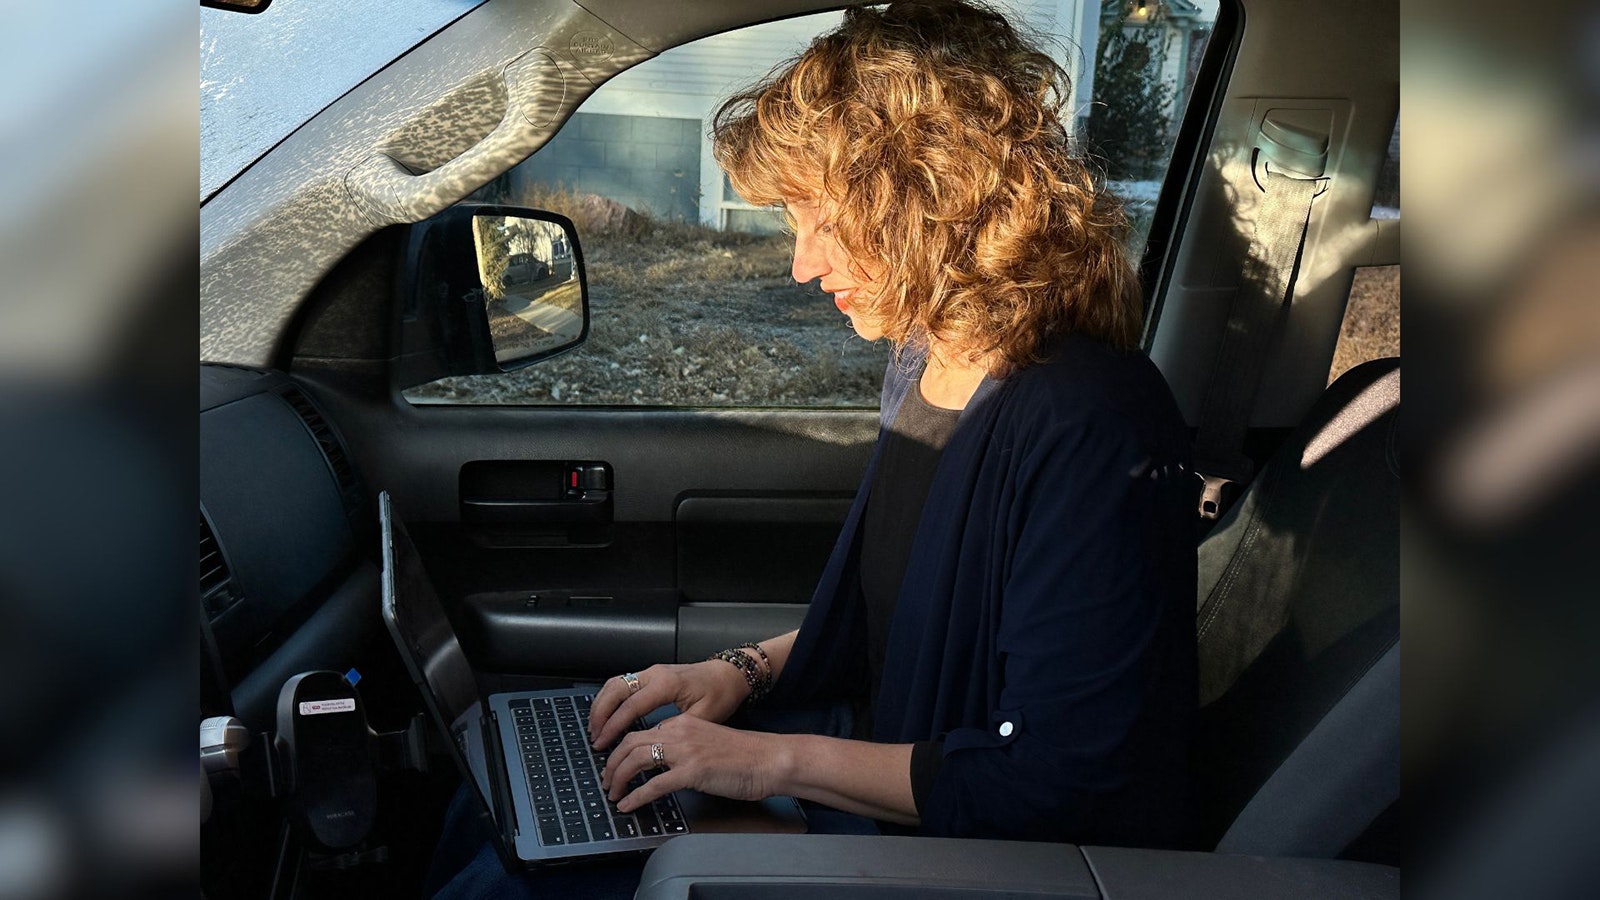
[600,715,788,813]
[587,660,750,750]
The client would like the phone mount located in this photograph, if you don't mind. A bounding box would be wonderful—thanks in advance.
[203,670,432,870]
[275,671,379,850]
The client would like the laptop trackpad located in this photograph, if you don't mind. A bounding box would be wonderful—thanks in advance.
[677,790,807,834]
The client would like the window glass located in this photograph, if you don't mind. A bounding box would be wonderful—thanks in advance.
[407,0,1222,407]
[201,0,480,201]
[1329,266,1401,384]
[1371,119,1400,219]
[1086,0,1221,260]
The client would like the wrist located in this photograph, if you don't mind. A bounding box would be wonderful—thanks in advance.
[764,733,802,796]
[706,656,753,701]
[708,643,772,702]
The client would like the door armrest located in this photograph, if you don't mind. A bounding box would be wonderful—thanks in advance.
[635,835,1400,900]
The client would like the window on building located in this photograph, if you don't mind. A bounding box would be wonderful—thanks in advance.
[406,0,1225,407]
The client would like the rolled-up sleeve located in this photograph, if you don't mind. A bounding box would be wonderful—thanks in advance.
[919,412,1170,840]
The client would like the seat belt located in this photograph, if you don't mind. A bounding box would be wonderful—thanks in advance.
[1193,137,1328,520]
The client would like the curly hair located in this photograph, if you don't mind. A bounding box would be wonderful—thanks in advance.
[712,0,1142,372]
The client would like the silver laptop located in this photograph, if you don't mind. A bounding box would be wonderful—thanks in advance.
[378,491,805,868]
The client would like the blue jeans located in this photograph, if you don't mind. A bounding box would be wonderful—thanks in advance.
[425,701,879,899]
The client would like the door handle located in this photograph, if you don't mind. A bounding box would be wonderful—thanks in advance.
[459,460,612,526]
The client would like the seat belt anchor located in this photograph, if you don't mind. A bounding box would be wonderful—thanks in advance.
[1198,473,1234,520]
[1251,150,1330,198]
[1250,114,1331,196]
[1195,456,1254,521]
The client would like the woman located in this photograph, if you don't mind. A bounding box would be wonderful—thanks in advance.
[586,0,1197,847]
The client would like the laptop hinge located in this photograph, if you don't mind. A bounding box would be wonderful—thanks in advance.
[483,710,520,842]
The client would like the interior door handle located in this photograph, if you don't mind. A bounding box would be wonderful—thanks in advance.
[461,494,610,525]
[459,460,612,526]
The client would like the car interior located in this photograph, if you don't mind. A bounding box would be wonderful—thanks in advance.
[199,0,1399,897]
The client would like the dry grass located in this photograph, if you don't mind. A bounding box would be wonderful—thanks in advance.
[1329,266,1401,384]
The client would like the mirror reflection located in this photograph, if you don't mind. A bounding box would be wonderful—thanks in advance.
[471,215,583,366]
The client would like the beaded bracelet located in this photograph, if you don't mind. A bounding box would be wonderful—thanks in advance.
[738,642,772,681]
[708,649,762,699]
[708,645,772,702]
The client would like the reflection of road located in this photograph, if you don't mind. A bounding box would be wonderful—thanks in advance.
[498,279,583,341]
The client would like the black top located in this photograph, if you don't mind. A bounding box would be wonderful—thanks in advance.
[769,334,1198,844]
[859,380,962,813]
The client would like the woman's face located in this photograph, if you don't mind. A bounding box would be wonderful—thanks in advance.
[786,199,885,341]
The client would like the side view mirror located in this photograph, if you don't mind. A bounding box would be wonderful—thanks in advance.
[202,0,272,12]
[398,203,589,385]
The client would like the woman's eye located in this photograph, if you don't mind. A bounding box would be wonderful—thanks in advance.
[818,222,836,235]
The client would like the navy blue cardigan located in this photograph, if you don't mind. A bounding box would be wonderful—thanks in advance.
[769,334,1198,847]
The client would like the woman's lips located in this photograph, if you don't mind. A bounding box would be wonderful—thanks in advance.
[830,288,856,312]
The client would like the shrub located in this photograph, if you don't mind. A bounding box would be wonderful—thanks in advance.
[1086,2,1177,182]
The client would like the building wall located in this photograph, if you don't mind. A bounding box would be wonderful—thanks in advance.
[508,3,1112,230]
[513,113,701,223]
[581,10,846,227]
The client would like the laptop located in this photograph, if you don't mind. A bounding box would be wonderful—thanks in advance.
[377,491,806,868]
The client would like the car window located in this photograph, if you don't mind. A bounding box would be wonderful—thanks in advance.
[1329,266,1401,384]
[1370,119,1400,220]
[1328,115,1399,384]
[200,0,482,201]
[406,0,1223,407]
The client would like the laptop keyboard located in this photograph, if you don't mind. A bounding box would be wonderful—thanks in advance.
[511,694,687,847]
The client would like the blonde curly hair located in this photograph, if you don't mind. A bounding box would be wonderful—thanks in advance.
[712,0,1142,372]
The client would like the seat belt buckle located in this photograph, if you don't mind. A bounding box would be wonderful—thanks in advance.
[1198,473,1236,520]
[1194,456,1254,521]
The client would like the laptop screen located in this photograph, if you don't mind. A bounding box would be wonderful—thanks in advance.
[378,492,495,812]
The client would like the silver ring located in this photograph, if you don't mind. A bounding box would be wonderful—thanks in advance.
[650,742,666,769]
[622,672,641,694]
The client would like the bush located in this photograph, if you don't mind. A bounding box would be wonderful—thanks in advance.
[1086,2,1176,182]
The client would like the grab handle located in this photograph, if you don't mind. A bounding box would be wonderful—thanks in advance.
[345,48,568,226]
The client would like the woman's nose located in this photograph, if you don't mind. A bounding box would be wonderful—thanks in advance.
[791,231,830,284]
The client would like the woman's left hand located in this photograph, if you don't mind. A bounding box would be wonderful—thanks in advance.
[600,714,787,814]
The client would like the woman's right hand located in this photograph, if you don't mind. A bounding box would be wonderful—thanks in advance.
[587,660,751,750]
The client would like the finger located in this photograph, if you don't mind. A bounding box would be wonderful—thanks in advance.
[593,677,669,749]
[606,741,659,802]
[587,675,632,740]
[617,765,691,814]
[593,679,650,750]
[601,730,645,789]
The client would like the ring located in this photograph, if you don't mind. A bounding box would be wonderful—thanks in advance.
[622,672,641,694]
[650,742,666,769]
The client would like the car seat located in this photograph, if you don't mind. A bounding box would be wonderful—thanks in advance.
[1190,357,1401,863]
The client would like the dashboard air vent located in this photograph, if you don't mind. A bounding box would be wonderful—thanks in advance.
[280,385,360,504]
[200,512,242,618]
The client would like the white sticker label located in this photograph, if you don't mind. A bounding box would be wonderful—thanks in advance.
[298,698,356,716]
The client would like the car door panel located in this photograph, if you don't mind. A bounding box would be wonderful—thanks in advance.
[299,376,875,677]
[674,494,855,603]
